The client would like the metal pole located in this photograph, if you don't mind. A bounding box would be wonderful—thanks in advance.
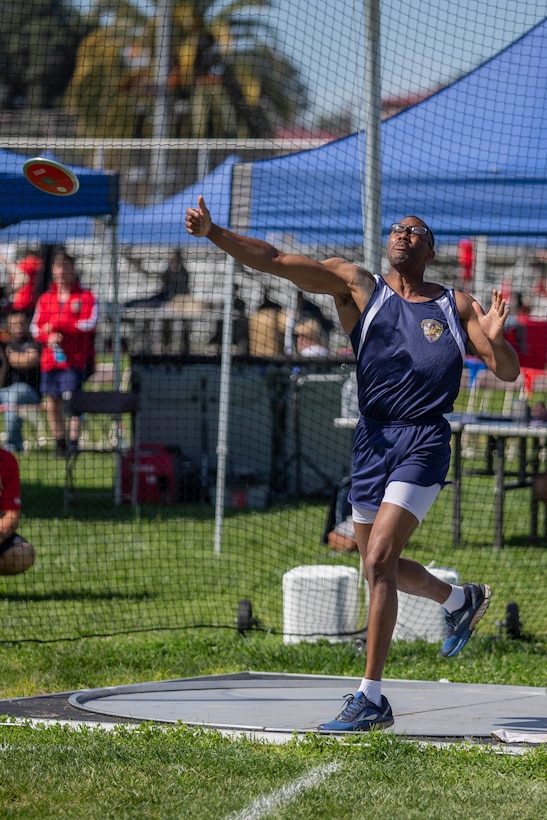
[474,235,489,307]
[149,0,173,203]
[110,214,121,391]
[363,0,382,274]
[213,258,235,554]
[197,147,210,181]
[109,212,124,505]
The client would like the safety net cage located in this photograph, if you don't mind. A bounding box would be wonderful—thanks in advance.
[0,1,545,647]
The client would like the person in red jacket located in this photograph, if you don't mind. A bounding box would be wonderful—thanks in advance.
[0,447,35,575]
[30,250,98,457]
[9,255,43,315]
[0,252,43,316]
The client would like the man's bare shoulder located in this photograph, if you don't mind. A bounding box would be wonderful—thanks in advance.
[453,288,479,318]
[322,258,375,291]
[321,258,376,321]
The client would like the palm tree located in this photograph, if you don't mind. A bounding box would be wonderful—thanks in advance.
[62,1,308,139]
[62,4,155,138]
[0,1,88,110]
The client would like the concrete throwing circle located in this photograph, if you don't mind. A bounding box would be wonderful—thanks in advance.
[68,672,547,742]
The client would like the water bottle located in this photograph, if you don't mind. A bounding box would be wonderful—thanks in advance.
[341,371,359,419]
[53,343,67,364]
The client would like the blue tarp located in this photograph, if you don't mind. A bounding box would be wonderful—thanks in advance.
[0,213,101,244]
[240,18,547,247]
[16,17,542,250]
[0,150,118,228]
[116,156,239,247]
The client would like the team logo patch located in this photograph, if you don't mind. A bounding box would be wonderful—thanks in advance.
[421,319,444,343]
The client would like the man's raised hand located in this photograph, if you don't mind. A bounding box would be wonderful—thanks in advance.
[185,195,212,238]
[474,289,511,343]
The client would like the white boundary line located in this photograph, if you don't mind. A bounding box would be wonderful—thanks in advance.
[226,762,341,820]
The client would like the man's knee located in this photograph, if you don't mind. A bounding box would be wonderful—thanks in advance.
[364,539,399,585]
[0,537,35,575]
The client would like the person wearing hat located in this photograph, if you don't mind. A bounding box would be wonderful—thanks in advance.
[294,318,330,357]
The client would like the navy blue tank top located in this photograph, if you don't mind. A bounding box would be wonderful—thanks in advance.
[349,275,467,421]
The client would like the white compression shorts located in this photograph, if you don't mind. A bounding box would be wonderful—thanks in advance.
[352,480,442,525]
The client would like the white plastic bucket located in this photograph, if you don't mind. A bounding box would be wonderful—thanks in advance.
[282,564,360,645]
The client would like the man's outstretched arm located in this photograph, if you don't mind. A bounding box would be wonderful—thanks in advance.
[186,196,351,296]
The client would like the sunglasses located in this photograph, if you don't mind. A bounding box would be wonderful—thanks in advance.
[390,222,434,248]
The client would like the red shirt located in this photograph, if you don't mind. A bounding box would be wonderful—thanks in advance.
[0,448,21,512]
[11,282,37,313]
[31,281,98,372]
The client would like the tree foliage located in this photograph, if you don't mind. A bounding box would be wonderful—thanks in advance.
[61,1,308,138]
[0,1,89,109]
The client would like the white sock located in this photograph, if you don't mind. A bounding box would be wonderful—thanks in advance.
[357,678,382,707]
[442,585,467,613]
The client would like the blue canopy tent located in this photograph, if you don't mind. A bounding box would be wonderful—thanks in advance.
[0,149,118,227]
[0,214,99,245]
[0,150,120,322]
[0,149,118,244]
[0,149,126,383]
[0,148,128,499]
[128,22,545,253]
[116,155,239,247]
[230,18,547,247]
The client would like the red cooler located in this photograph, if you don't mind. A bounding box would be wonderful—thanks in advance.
[121,443,178,504]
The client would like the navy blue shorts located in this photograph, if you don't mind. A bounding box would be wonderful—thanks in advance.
[348,416,451,511]
[41,369,85,399]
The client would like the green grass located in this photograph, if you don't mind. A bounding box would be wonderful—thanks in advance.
[0,629,545,817]
[0,390,544,818]
[4,442,545,645]
[0,630,544,699]
[0,721,544,820]
[3,383,545,643]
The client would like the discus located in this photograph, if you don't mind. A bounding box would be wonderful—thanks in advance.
[22,157,80,196]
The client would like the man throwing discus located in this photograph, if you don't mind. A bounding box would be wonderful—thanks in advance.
[185,196,520,733]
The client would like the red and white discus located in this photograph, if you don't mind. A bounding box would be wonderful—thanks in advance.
[22,157,80,196]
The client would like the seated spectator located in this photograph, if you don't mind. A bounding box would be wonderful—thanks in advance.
[162,248,190,299]
[294,318,330,357]
[248,290,287,357]
[124,248,190,308]
[0,446,35,575]
[327,515,358,553]
[323,474,357,552]
[0,312,42,452]
[296,291,335,340]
